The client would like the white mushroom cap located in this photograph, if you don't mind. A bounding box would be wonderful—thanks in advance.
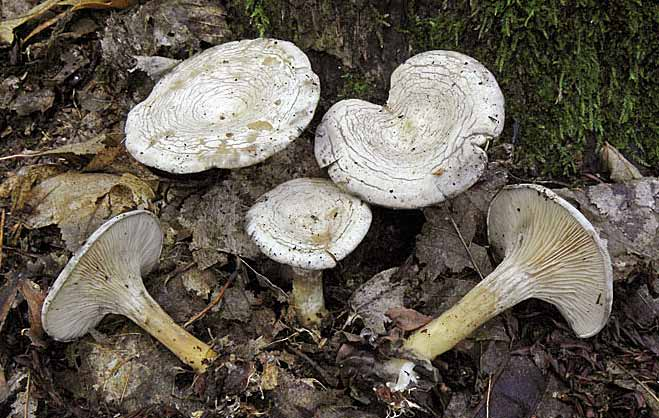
[487,184,613,337]
[245,178,372,270]
[125,38,320,173]
[315,50,504,209]
[42,210,163,341]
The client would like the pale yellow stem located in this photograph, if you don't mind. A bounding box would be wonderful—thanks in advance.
[290,267,326,327]
[127,292,217,373]
[403,260,526,361]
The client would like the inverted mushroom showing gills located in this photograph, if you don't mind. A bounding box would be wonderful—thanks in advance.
[401,184,613,367]
[246,178,372,327]
[315,50,504,209]
[125,38,320,173]
[41,210,217,373]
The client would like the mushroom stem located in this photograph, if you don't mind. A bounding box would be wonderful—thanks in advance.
[403,258,524,361]
[289,267,327,327]
[124,288,217,373]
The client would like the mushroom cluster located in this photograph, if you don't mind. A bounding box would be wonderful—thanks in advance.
[38,37,616,409]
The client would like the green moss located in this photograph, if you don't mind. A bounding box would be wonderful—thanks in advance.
[402,0,659,177]
[243,0,270,37]
[339,72,377,100]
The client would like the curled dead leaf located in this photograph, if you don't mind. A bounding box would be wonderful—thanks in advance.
[385,307,432,332]
[25,172,155,251]
[0,0,136,45]
[600,142,643,183]
[17,279,46,347]
[0,134,108,161]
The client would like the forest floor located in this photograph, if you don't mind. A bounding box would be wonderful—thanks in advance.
[0,1,658,417]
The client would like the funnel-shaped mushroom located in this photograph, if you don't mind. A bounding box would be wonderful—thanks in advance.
[125,38,320,173]
[245,178,372,327]
[403,184,613,362]
[41,210,217,372]
[315,50,504,209]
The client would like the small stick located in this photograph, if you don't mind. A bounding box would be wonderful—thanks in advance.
[449,214,484,280]
[163,261,196,288]
[0,209,5,269]
[24,369,31,418]
[486,374,492,418]
[286,345,338,387]
[184,259,240,328]
[610,360,659,405]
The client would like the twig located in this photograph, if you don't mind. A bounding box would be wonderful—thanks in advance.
[24,369,31,418]
[610,360,659,405]
[286,345,338,387]
[183,259,240,328]
[163,261,196,288]
[239,256,288,302]
[486,374,492,418]
[119,362,132,406]
[0,209,5,269]
[449,214,484,280]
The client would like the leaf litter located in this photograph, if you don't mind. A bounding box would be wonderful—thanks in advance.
[0,2,658,417]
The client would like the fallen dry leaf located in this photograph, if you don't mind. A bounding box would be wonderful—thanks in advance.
[556,178,659,280]
[0,0,136,45]
[17,278,46,347]
[261,361,280,391]
[600,142,643,183]
[0,0,59,44]
[25,172,155,251]
[349,267,406,335]
[416,163,507,281]
[0,164,63,212]
[0,134,108,161]
[0,364,7,404]
[385,307,432,332]
[0,274,19,333]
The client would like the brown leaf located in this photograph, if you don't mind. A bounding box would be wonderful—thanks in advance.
[473,355,547,418]
[17,279,46,347]
[0,274,19,333]
[0,364,7,404]
[416,163,507,280]
[0,0,60,44]
[0,134,108,161]
[349,267,406,334]
[600,142,642,183]
[386,307,432,331]
[0,164,63,212]
[25,172,155,251]
[0,0,136,45]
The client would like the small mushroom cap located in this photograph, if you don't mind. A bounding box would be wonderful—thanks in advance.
[126,38,320,173]
[42,210,163,341]
[487,184,613,337]
[315,50,504,208]
[245,178,372,270]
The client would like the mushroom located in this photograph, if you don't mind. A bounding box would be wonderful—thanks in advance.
[125,38,320,174]
[315,50,504,209]
[245,178,372,327]
[390,184,613,389]
[41,210,217,373]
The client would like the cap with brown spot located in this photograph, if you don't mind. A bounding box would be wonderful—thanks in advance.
[126,38,320,173]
